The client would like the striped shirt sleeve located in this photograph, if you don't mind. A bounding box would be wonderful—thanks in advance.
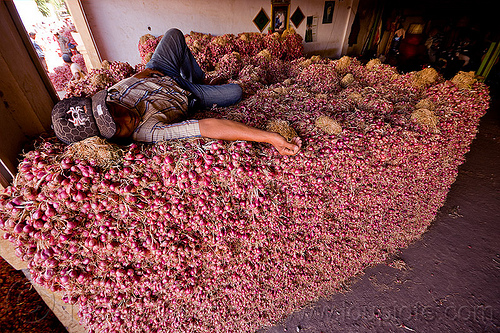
[133,119,201,143]
[107,75,197,143]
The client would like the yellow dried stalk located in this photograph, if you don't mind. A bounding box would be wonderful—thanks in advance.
[62,136,124,169]
[101,60,111,70]
[315,116,342,135]
[299,55,322,68]
[266,119,297,142]
[139,34,156,45]
[340,73,355,87]
[411,108,439,132]
[211,36,228,46]
[281,27,296,38]
[451,71,477,89]
[273,87,289,95]
[390,73,401,81]
[415,98,435,111]
[144,52,154,64]
[347,92,363,103]
[239,33,249,42]
[335,56,352,71]
[315,93,328,100]
[412,67,439,87]
[257,49,272,60]
[269,32,280,40]
[90,73,113,88]
[366,58,382,70]
[310,55,322,62]
[192,40,202,52]
[299,59,312,68]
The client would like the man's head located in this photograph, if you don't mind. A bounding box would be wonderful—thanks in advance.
[106,102,140,139]
[62,54,72,64]
[29,32,36,39]
[51,90,117,144]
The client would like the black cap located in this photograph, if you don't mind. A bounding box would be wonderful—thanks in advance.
[51,89,117,144]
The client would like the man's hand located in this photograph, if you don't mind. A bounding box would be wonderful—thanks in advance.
[203,71,226,85]
[133,68,164,79]
[270,136,302,156]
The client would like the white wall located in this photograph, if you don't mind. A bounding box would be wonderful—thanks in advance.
[81,0,358,66]
[293,0,358,57]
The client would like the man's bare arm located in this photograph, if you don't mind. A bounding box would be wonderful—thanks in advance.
[198,118,302,156]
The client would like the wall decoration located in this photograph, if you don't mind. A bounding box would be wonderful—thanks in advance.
[271,3,289,34]
[253,8,270,32]
[322,1,335,24]
[305,16,318,43]
[271,0,291,6]
[290,7,305,29]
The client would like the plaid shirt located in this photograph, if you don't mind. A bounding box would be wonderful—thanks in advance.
[106,75,201,143]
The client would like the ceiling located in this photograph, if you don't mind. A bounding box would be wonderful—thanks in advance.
[384,0,498,34]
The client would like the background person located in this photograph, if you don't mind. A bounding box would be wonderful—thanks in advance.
[29,31,48,71]
[54,31,72,59]
[62,54,85,80]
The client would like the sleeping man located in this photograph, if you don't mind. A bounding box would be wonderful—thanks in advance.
[51,28,302,156]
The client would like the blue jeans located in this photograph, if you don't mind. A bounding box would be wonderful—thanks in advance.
[146,28,242,109]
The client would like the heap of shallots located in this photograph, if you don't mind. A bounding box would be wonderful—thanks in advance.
[0,32,490,333]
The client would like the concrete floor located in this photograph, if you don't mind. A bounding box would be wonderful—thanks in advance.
[259,90,500,332]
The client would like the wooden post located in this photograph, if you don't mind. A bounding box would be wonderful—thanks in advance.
[340,0,360,56]
[65,0,102,70]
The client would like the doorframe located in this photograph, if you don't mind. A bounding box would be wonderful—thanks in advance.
[0,1,59,188]
[65,0,102,69]
[0,0,103,188]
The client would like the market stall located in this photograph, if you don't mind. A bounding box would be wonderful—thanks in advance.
[0,29,490,333]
